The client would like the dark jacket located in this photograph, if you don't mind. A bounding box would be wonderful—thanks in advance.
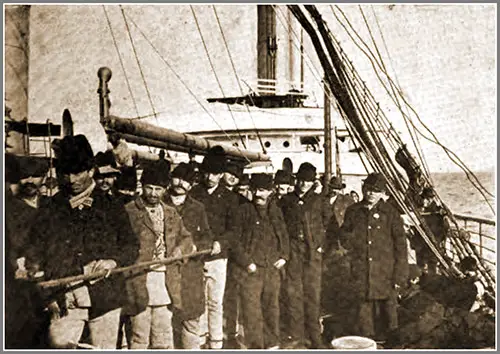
[165,195,211,320]
[340,200,409,300]
[325,193,355,252]
[26,189,139,317]
[123,197,193,315]
[280,189,328,261]
[189,184,239,260]
[230,199,290,270]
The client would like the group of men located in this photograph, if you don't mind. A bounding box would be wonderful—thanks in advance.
[6,134,409,350]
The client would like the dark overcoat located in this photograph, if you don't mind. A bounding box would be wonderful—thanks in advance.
[340,200,409,300]
[280,189,328,261]
[230,199,290,272]
[123,198,193,315]
[165,195,212,321]
[26,189,139,318]
[189,184,239,260]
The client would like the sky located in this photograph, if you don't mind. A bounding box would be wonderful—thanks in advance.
[5,4,497,173]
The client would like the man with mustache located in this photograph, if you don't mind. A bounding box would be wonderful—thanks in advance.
[123,160,194,349]
[25,135,139,349]
[279,162,328,349]
[189,146,239,349]
[339,173,408,341]
[230,173,289,349]
[163,162,213,349]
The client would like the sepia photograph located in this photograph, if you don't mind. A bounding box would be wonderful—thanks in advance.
[4,3,496,350]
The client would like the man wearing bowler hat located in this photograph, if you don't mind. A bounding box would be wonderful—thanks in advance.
[324,176,355,253]
[230,173,289,349]
[25,134,139,349]
[189,146,239,349]
[123,159,194,349]
[280,162,328,348]
[339,173,408,341]
[164,162,213,349]
[94,150,121,197]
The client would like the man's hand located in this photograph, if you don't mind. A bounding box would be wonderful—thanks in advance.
[92,259,117,273]
[211,241,221,256]
[273,259,286,269]
[247,263,257,273]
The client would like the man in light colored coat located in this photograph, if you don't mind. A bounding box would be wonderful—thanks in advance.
[124,160,194,349]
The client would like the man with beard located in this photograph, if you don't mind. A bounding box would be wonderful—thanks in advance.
[189,146,239,349]
[339,173,408,341]
[280,162,328,349]
[124,160,194,349]
[25,135,139,349]
[94,151,121,198]
[230,174,289,349]
[164,163,213,349]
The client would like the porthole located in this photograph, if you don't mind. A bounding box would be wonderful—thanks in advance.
[283,141,290,148]
[264,141,271,148]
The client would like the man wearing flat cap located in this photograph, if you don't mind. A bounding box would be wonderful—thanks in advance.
[280,162,328,349]
[339,172,408,341]
[123,160,194,349]
[230,173,289,349]
[163,162,213,349]
[25,134,139,349]
[94,150,121,197]
[189,146,239,349]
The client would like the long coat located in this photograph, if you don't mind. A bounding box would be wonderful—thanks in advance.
[164,195,212,320]
[230,200,290,271]
[280,189,328,261]
[340,200,409,300]
[26,189,139,318]
[189,184,239,260]
[123,198,193,315]
[324,193,355,252]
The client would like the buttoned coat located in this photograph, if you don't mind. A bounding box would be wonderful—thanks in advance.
[230,199,290,271]
[280,189,328,261]
[123,198,193,315]
[340,200,409,300]
[164,195,212,320]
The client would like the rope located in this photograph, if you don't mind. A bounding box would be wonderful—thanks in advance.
[330,5,495,208]
[190,5,247,150]
[102,5,140,118]
[119,6,158,123]
[212,5,267,153]
[124,12,252,163]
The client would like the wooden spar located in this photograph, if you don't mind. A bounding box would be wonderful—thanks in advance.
[37,249,212,289]
[115,132,207,157]
[98,67,270,163]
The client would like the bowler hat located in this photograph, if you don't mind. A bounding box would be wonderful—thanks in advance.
[200,146,227,174]
[250,173,274,190]
[421,187,435,199]
[329,176,346,190]
[296,162,316,182]
[363,173,387,192]
[55,135,95,174]
[225,161,244,180]
[115,166,137,191]
[239,173,250,186]
[95,151,121,176]
[141,159,171,188]
[172,162,197,184]
[274,169,292,185]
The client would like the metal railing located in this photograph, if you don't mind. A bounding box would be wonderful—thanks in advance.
[449,213,496,269]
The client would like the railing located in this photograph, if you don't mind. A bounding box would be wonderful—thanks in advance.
[254,78,305,95]
[449,213,496,270]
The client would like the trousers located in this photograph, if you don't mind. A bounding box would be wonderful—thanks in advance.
[129,305,174,349]
[49,307,121,349]
[199,258,227,349]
